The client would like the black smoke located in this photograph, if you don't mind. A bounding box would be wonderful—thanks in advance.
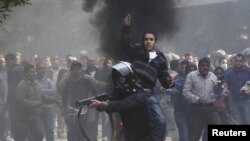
[82,0,178,60]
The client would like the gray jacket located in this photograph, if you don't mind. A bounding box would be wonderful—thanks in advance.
[14,78,55,120]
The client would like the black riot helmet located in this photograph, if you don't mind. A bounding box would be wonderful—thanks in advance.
[112,61,157,97]
[112,61,135,86]
[112,61,136,97]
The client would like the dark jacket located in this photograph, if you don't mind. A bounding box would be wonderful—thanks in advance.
[225,66,250,101]
[121,26,171,89]
[106,90,166,141]
[7,64,23,106]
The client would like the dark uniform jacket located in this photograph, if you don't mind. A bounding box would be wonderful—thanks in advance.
[106,90,166,141]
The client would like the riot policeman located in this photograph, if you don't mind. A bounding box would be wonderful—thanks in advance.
[90,61,166,141]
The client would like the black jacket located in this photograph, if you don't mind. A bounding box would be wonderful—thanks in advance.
[121,26,171,89]
[106,90,166,141]
[7,64,23,106]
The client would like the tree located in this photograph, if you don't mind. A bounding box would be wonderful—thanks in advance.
[0,0,30,23]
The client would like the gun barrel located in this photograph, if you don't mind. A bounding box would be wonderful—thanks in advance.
[75,93,109,107]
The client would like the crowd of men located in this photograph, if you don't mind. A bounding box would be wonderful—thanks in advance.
[1,15,250,141]
[0,51,116,141]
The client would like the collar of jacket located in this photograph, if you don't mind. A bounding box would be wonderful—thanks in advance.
[24,77,39,85]
[233,65,249,72]
[197,70,212,78]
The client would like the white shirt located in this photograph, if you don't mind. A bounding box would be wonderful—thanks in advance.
[149,51,157,62]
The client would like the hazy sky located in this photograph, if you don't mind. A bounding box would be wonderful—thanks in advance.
[0,0,99,58]
[0,0,248,59]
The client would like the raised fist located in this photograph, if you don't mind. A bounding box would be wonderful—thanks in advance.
[123,14,132,26]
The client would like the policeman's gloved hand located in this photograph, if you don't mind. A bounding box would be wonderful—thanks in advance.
[89,100,108,110]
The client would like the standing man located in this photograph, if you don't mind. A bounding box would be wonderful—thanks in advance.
[84,57,98,78]
[13,63,57,141]
[183,57,221,141]
[56,54,75,138]
[36,62,56,141]
[0,55,8,141]
[45,55,61,85]
[5,53,23,107]
[169,61,197,141]
[225,54,250,124]
[63,61,100,141]
[5,53,23,138]
[95,58,113,83]
[95,58,113,140]
[121,14,173,89]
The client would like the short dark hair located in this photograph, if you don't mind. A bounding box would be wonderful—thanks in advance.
[180,60,189,66]
[214,67,224,74]
[35,57,42,64]
[70,61,82,71]
[198,57,210,67]
[142,31,158,42]
[170,60,179,71]
[186,62,197,74]
[234,54,245,61]
[5,53,16,61]
[36,62,44,70]
[24,63,35,73]
[184,52,192,57]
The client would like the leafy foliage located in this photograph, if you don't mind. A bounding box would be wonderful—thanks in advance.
[0,0,30,23]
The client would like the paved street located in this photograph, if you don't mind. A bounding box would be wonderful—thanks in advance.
[7,124,174,141]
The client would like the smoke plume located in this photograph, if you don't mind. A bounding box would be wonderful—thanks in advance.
[82,0,178,60]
